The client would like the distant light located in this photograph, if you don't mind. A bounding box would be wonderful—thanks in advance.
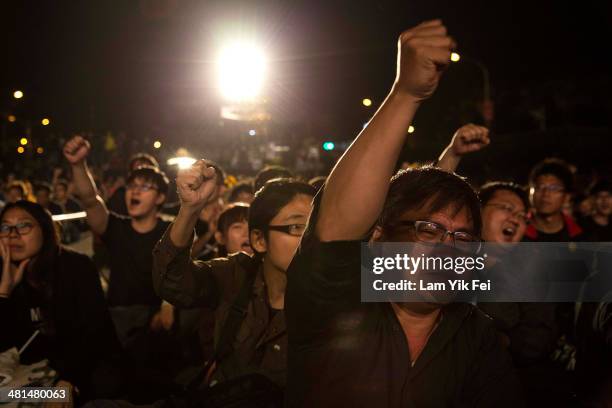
[322,142,335,151]
[41,118,50,126]
[36,147,44,154]
[362,98,372,107]
[20,138,28,145]
[217,42,267,102]
[8,115,16,123]
[408,125,415,134]
[153,140,162,149]
[13,90,24,99]
[167,157,197,169]
[248,129,257,136]
[450,52,461,62]
[17,146,25,154]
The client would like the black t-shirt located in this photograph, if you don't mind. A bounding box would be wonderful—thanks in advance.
[580,217,612,242]
[285,198,524,407]
[101,212,170,307]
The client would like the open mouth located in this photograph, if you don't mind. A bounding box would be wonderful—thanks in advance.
[129,198,141,206]
[240,242,251,251]
[502,227,516,239]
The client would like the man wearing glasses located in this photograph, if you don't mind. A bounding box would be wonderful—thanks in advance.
[285,20,523,407]
[524,158,583,242]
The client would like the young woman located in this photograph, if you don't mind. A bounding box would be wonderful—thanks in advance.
[0,201,120,402]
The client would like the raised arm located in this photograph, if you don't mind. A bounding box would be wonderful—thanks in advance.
[437,123,490,172]
[316,20,455,242]
[63,136,109,235]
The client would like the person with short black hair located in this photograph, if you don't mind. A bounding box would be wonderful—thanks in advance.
[581,180,612,242]
[107,153,160,216]
[63,136,174,348]
[228,181,254,204]
[153,165,315,401]
[254,165,294,192]
[525,158,583,242]
[214,203,252,257]
[5,181,26,204]
[285,20,523,407]
[34,183,63,215]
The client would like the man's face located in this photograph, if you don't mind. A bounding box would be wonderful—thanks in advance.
[35,190,51,208]
[221,220,253,255]
[481,190,528,243]
[125,177,165,219]
[53,184,67,202]
[530,174,568,216]
[374,203,476,312]
[255,193,313,274]
[594,191,612,217]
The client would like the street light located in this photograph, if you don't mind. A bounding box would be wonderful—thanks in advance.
[362,98,372,107]
[407,125,415,134]
[153,141,162,149]
[41,118,50,126]
[20,138,28,146]
[217,42,267,102]
[13,90,24,99]
[450,52,461,62]
[8,115,16,123]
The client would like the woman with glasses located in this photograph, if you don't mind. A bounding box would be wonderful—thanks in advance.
[152,163,315,403]
[0,200,120,403]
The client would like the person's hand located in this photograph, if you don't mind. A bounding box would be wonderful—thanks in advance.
[150,302,174,332]
[63,135,91,166]
[448,124,490,156]
[0,240,30,298]
[393,19,455,102]
[176,160,218,213]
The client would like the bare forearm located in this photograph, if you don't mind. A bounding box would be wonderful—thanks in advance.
[437,145,460,172]
[170,206,200,248]
[317,89,420,241]
[70,162,100,207]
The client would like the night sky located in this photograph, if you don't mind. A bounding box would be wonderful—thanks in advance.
[2,0,611,178]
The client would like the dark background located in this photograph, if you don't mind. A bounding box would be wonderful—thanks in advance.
[2,0,611,186]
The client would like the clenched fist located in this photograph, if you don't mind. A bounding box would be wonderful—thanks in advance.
[449,124,490,156]
[176,160,218,212]
[394,19,456,101]
[63,135,91,165]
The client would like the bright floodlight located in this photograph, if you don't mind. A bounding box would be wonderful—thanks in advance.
[217,42,267,102]
[167,157,197,169]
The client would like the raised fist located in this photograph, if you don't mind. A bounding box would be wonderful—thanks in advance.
[63,135,91,165]
[449,124,490,156]
[176,160,218,211]
[394,19,456,101]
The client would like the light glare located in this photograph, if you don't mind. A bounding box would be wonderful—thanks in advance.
[13,90,23,99]
[450,52,461,62]
[167,157,197,169]
[217,42,267,102]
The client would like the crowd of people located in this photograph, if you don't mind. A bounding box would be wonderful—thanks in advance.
[1,19,612,407]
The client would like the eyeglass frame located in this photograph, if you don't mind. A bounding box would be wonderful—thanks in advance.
[126,183,159,193]
[0,221,36,237]
[389,220,483,254]
[267,224,307,237]
[483,202,530,224]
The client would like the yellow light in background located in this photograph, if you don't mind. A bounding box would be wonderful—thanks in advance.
[8,115,16,123]
[17,146,25,154]
[450,52,461,62]
[217,42,267,102]
[13,90,24,99]
[41,118,50,126]
[20,138,28,145]
[408,125,415,134]
[362,98,372,107]
[153,141,162,149]
[36,147,44,154]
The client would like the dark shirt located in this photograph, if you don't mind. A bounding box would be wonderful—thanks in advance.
[101,212,170,307]
[285,208,524,407]
[153,226,287,387]
[46,201,63,215]
[0,248,120,398]
[107,186,128,216]
[580,217,612,242]
[524,214,583,242]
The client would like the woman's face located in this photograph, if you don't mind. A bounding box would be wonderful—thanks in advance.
[0,207,43,262]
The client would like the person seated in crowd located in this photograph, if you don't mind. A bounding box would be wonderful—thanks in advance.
[214,203,252,258]
[285,20,523,407]
[524,158,583,242]
[62,136,174,344]
[53,180,82,214]
[228,181,254,204]
[107,153,159,216]
[5,181,26,204]
[34,183,63,215]
[153,169,315,403]
[0,201,120,403]
[580,180,612,241]
[254,165,294,192]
